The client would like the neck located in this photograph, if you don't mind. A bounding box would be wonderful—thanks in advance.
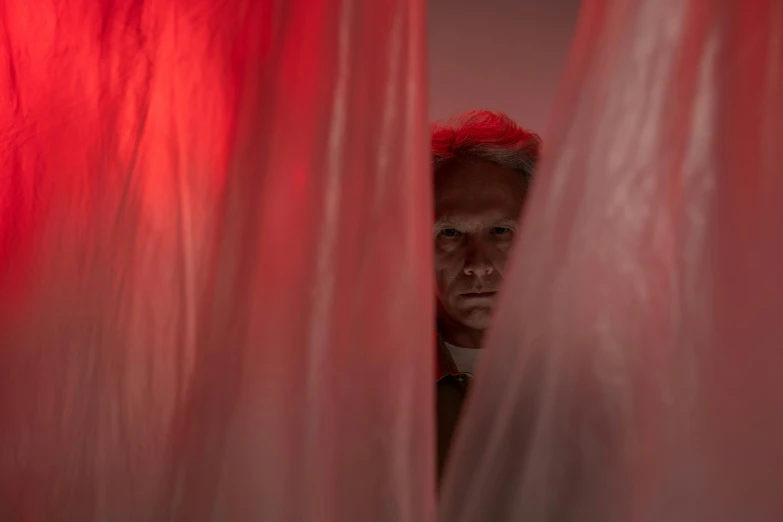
[437,316,484,349]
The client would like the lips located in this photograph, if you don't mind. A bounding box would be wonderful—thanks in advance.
[460,291,497,298]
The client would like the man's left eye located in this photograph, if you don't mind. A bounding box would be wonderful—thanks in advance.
[491,227,512,236]
[439,228,461,238]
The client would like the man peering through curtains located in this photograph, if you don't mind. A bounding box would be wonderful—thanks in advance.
[430,110,541,481]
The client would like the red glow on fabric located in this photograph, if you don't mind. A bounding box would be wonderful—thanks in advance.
[1,1,433,520]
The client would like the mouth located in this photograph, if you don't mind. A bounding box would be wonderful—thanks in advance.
[460,291,498,299]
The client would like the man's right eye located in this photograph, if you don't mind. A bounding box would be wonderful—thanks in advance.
[439,228,460,238]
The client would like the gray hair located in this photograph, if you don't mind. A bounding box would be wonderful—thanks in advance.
[431,110,542,181]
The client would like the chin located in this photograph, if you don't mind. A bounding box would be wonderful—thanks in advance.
[459,308,493,330]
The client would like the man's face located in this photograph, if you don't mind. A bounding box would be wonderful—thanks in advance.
[434,159,527,331]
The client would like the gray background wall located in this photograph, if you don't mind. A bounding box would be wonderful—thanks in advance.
[428,0,582,136]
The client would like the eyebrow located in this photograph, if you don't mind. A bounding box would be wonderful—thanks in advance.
[433,217,518,230]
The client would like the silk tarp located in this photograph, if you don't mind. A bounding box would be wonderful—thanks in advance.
[440,1,783,521]
[0,1,433,521]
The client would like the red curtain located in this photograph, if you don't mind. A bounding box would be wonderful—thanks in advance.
[0,1,434,521]
[440,1,783,521]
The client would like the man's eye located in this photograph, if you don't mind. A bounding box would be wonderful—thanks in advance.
[491,227,512,236]
[439,228,461,238]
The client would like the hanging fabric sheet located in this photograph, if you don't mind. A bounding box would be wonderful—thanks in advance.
[439,1,783,521]
[0,1,434,521]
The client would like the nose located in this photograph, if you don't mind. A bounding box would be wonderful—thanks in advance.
[463,241,494,276]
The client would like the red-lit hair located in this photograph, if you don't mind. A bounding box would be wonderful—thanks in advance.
[431,110,541,180]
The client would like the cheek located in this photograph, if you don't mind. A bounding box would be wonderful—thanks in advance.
[434,247,463,287]
[491,242,514,273]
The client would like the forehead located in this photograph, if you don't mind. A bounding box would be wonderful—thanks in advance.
[434,159,528,220]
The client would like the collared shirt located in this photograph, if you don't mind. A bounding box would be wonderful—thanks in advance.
[436,334,476,383]
[444,342,480,374]
[435,334,474,481]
